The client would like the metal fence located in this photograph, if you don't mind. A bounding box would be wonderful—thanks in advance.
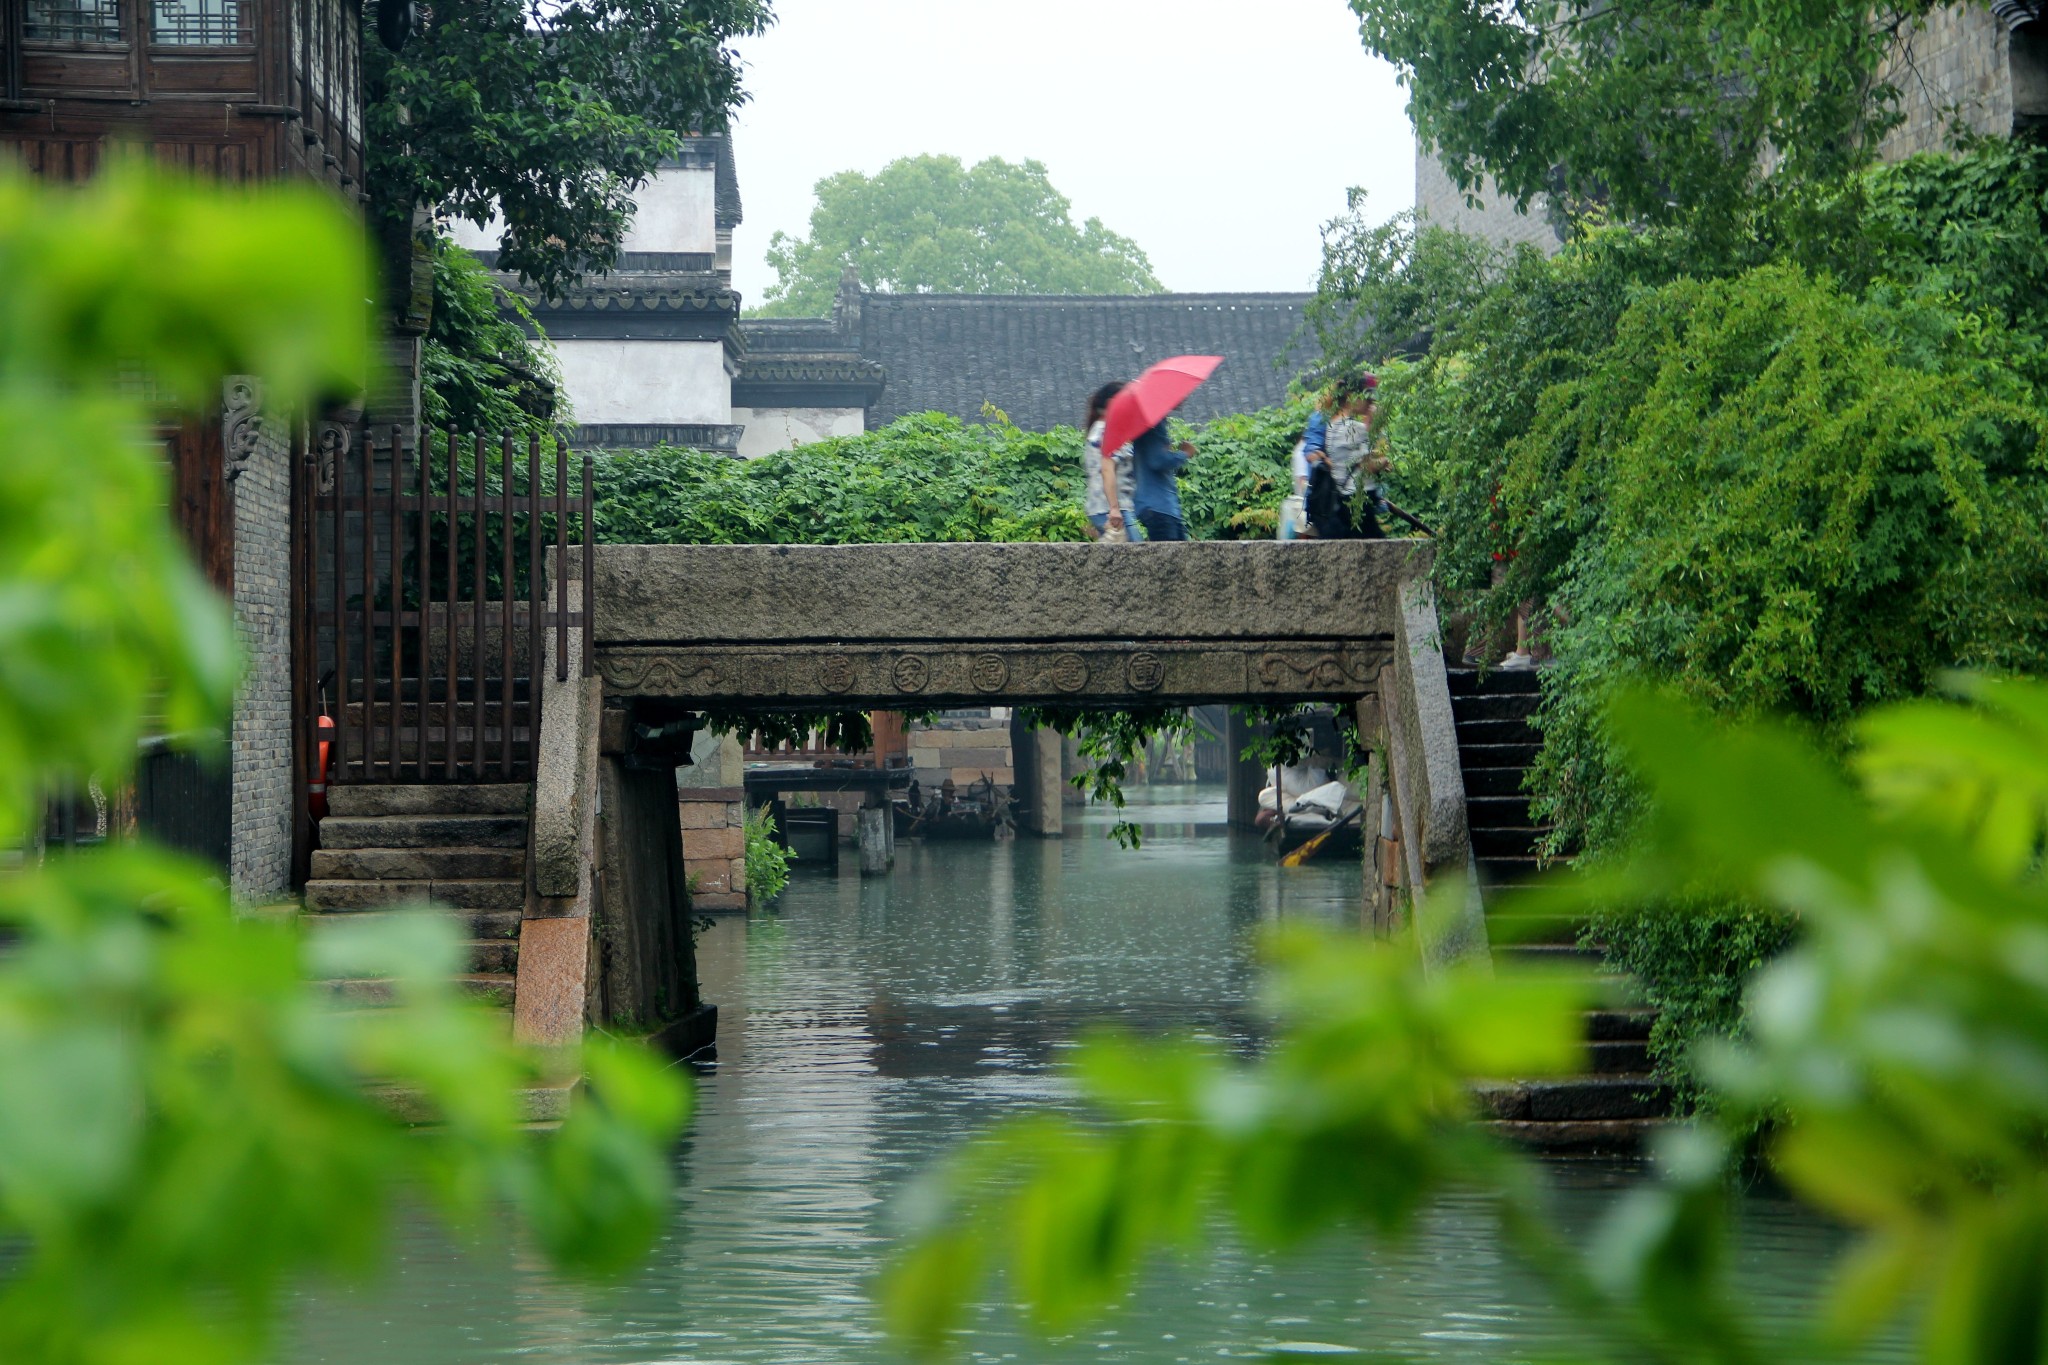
[303,426,591,787]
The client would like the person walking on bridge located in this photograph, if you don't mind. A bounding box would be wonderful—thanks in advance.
[1304,373,1389,539]
[1131,419,1198,542]
[1081,381,1140,540]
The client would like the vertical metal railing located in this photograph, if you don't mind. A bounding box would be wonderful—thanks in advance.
[304,425,592,787]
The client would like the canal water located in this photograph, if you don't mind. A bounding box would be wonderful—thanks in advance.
[285,784,1897,1365]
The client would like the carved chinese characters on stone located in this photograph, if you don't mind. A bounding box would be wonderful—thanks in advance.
[1050,653,1089,693]
[970,653,1010,693]
[892,655,930,693]
[1126,652,1165,692]
[817,654,857,694]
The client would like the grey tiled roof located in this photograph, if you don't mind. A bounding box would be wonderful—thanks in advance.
[859,293,1314,430]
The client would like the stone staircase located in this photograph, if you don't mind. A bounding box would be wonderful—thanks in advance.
[1448,668,1671,1151]
[305,784,532,1009]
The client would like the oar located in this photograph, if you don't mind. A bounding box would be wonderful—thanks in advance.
[1280,804,1365,867]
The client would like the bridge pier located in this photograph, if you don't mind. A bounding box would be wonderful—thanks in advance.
[1013,725,1065,838]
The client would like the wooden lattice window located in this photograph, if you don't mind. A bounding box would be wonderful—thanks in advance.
[24,0,123,43]
[150,0,251,44]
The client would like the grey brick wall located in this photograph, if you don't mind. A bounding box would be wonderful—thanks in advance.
[1414,150,1564,255]
[1881,5,2013,160]
[229,383,294,901]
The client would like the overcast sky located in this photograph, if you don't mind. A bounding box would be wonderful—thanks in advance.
[726,0,1417,306]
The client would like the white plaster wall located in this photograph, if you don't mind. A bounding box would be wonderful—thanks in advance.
[1415,150,1564,255]
[556,340,732,424]
[734,406,865,459]
[621,168,718,255]
[447,211,502,253]
[444,165,714,256]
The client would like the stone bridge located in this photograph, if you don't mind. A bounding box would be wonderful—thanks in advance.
[514,539,1484,1052]
[589,540,1421,708]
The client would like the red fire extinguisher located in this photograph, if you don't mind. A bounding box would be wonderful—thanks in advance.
[309,674,334,820]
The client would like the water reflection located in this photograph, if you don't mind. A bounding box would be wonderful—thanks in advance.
[284,784,1896,1364]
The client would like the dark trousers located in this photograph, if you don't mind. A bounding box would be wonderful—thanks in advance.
[1305,466,1385,540]
[1138,510,1188,542]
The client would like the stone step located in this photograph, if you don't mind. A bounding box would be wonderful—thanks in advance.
[367,1081,572,1126]
[1467,794,1534,829]
[1483,1118,1666,1153]
[319,815,527,850]
[1454,717,1539,747]
[1451,691,1539,723]
[1587,1007,1656,1041]
[1493,942,1603,968]
[325,973,516,1008]
[303,907,522,942]
[304,877,523,912]
[1476,854,1543,888]
[1462,767,1530,797]
[1472,825,1548,860]
[1588,1038,1653,1075]
[311,846,525,881]
[1475,1075,1672,1122]
[1460,742,1541,771]
[327,784,531,818]
[1447,667,1542,697]
[1489,911,1582,945]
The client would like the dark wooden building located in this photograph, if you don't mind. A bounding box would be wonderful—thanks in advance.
[1,0,363,189]
[2,0,373,895]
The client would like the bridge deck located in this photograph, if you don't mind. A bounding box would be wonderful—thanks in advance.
[589,540,1429,707]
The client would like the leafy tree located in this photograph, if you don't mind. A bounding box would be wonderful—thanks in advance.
[362,0,771,298]
[754,155,1163,317]
[0,162,689,1365]
[422,234,565,438]
[1348,0,1938,237]
[1304,192,1503,372]
[887,677,2048,1365]
[1505,262,2048,858]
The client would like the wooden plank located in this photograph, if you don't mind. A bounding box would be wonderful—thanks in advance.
[167,416,233,593]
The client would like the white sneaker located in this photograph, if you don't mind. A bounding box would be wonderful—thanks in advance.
[1498,650,1535,670]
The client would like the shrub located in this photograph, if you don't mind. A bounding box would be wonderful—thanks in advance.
[744,806,792,904]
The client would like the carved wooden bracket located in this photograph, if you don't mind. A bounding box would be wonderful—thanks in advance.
[222,377,265,483]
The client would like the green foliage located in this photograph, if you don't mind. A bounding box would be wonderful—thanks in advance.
[1508,264,2048,856]
[363,0,770,297]
[891,679,2048,1365]
[743,805,792,904]
[422,235,564,439]
[755,155,1162,318]
[0,163,690,1365]
[1347,0,1936,238]
[591,403,1310,546]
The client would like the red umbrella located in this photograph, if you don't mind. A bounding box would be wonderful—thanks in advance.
[1100,354,1223,458]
